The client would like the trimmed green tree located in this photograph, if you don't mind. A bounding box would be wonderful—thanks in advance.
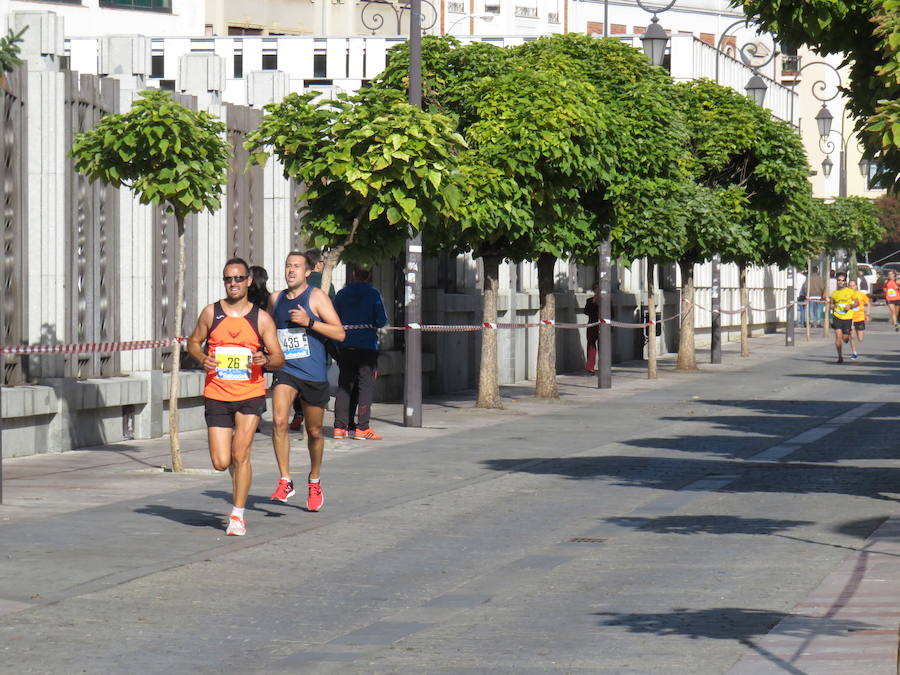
[71,89,231,472]
[244,89,466,293]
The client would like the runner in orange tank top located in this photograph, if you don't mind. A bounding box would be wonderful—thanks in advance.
[187,258,284,536]
[885,270,900,331]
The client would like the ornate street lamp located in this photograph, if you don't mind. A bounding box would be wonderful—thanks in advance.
[821,156,834,178]
[814,103,833,139]
[636,1,675,67]
[744,73,767,106]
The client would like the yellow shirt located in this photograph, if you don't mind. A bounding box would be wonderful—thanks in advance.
[831,287,857,320]
[853,290,869,322]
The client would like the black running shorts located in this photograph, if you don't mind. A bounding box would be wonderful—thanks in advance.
[273,371,330,408]
[853,321,866,331]
[831,317,853,334]
[204,395,267,428]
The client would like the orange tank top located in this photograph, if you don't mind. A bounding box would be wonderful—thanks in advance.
[203,302,266,402]
[886,280,900,301]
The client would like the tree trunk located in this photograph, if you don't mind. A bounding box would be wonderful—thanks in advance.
[476,254,503,408]
[739,263,750,357]
[319,204,367,295]
[535,252,559,398]
[168,215,186,473]
[647,258,657,379]
[676,259,697,370]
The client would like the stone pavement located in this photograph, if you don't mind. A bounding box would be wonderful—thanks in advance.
[3,324,900,673]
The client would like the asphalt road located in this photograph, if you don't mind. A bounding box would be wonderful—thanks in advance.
[3,322,900,674]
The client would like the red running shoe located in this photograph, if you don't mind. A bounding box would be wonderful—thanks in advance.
[354,427,382,441]
[333,427,348,439]
[289,413,304,431]
[307,481,324,512]
[270,478,295,503]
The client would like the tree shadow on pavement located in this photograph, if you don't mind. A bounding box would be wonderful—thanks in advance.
[595,607,874,674]
[622,400,900,462]
[603,515,814,536]
[481,455,900,502]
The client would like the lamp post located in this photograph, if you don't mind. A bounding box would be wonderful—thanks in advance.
[359,0,437,34]
[787,59,851,337]
[402,0,424,427]
[711,19,778,356]
[445,13,494,34]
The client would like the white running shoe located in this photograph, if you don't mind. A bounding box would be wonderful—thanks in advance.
[226,515,246,536]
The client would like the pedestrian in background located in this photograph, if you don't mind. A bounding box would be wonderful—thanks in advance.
[806,265,826,327]
[885,269,900,331]
[795,269,807,327]
[333,265,387,440]
[582,282,600,373]
[248,265,270,312]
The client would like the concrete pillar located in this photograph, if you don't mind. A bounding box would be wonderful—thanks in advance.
[100,35,157,374]
[14,11,66,378]
[134,369,163,439]
[246,70,292,280]
[178,52,224,110]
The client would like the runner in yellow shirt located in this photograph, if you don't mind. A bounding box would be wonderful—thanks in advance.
[848,280,870,360]
[829,272,858,364]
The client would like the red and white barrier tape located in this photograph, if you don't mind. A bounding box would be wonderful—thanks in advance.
[10,303,810,354]
[1,337,184,355]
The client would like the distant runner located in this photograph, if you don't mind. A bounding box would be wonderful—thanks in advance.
[829,272,858,364]
[885,269,900,331]
[187,258,284,536]
[848,279,870,360]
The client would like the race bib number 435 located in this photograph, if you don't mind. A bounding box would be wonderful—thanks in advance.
[215,346,252,381]
[278,327,310,360]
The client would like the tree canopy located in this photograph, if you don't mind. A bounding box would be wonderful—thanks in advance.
[71,89,230,221]
[245,88,466,267]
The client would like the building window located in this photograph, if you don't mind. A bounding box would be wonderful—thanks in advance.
[548,12,560,23]
[514,6,537,18]
[448,0,465,12]
[32,0,81,4]
[233,54,243,79]
[261,53,278,70]
[485,3,501,14]
[151,54,164,78]
[99,0,172,12]
[159,79,176,91]
[228,26,263,36]
[313,53,327,79]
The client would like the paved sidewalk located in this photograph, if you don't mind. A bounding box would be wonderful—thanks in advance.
[3,327,900,673]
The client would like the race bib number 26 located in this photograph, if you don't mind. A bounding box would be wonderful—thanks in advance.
[278,327,310,360]
[215,346,252,381]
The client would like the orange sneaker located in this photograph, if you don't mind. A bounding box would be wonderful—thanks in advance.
[226,515,246,536]
[333,427,348,439]
[270,478,295,503]
[353,427,382,440]
[307,481,324,512]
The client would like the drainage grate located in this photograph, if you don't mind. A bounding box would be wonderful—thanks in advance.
[568,537,607,544]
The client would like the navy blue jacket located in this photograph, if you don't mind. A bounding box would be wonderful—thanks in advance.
[334,282,387,350]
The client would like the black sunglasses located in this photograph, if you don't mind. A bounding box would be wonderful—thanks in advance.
[223,275,249,283]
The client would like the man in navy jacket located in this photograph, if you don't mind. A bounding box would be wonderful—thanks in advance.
[333,266,388,440]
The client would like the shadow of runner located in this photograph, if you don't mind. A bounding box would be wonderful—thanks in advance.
[134,504,225,530]
[595,607,874,675]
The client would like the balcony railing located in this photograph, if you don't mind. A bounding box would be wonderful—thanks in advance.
[514,6,538,17]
